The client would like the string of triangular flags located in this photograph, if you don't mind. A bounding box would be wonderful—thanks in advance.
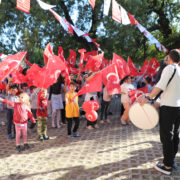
[3,0,168,53]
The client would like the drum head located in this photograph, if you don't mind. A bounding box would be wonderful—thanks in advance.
[129,103,159,130]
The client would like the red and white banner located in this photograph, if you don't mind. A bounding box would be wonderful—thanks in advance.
[102,64,121,95]
[78,49,86,70]
[120,6,130,25]
[0,52,26,82]
[88,0,96,9]
[140,59,148,74]
[84,51,98,61]
[49,9,73,34]
[129,86,148,104]
[112,53,130,79]
[146,58,159,77]
[128,56,140,76]
[37,0,56,10]
[112,0,121,24]
[103,0,111,16]
[12,70,27,84]
[16,0,31,14]
[67,49,76,67]
[85,53,104,72]
[43,43,53,65]
[128,13,139,25]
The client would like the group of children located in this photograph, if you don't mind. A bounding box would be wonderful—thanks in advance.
[0,72,153,152]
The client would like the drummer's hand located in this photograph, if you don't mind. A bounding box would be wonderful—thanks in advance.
[137,94,148,106]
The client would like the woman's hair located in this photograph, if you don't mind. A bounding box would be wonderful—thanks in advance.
[19,93,31,108]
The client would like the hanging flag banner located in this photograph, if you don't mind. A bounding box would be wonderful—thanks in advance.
[49,9,74,34]
[16,0,31,14]
[37,0,56,10]
[88,0,96,9]
[103,0,111,16]
[120,6,130,25]
[71,25,85,37]
[112,0,121,24]
[128,13,139,25]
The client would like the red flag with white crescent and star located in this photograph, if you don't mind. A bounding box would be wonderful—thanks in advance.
[0,52,27,82]
[129,86,148,104]
[67,49,76,67]
[102,64,121,95]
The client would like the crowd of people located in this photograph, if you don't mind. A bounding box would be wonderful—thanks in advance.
[0,49,180,176]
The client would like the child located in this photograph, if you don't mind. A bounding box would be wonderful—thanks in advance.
[37,89,49,141]
[144,76,153,93]
[0,93,36,152]
[65,82,80,140]
[100,86,112,124]
[6,84,19,139]
[0,89,6,126]
[29,86,40,129]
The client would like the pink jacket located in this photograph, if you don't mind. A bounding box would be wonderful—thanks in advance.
[4,99,36,124]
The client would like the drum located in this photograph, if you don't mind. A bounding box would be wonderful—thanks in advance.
[129,102,159,130]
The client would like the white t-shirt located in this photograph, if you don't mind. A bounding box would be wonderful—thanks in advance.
[155,64,180,107]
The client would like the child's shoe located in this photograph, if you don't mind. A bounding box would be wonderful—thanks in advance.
[86,125,93,130]
[16,145,22,152]
[73,132,81,137]
[24,143,31,150]
[94,124,99,129]
[39,135,44,141]
[105,119,111,123]
[43,134,49,140]
[69,135,75,140]
[8,134,12,140]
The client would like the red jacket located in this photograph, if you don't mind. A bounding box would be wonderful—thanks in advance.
[3,99,36,124]
[36,92,48,117]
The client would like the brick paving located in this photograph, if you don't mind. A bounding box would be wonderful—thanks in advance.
[0,97,180,180]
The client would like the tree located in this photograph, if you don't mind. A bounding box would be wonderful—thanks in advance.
[0,0,179,65]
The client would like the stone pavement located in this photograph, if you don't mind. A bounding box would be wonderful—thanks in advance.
[0,97,180,180]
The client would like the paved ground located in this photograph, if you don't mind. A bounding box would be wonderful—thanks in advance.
[0,97,180,180]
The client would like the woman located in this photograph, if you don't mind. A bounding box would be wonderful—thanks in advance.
[120,76,135,125]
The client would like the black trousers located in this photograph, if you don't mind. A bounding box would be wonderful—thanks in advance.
[7,109,15,135]
[100,100,110,120]
[67,117,80,135]
[159,106,180,167]
[61,102,66,124]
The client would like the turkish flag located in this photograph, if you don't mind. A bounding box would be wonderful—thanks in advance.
[67,49,76,67]
[58,46,65,62]
[78,49,86,70]
[85,53,104,72]
[102,64,121,95]
[26,64,42,87]
[112,0,121,24]
[0,52,26,82]
[140,59,148,74]
[16,0,31,14]
[128,13,139,25]
[100,58,109,69]
[69,67,79,74]
[128,57,141,76]
[129,86,148,104]
[0,82,6,90]
[84,51,98,62]
[88,0,96,9]
[146,58,159,77]
[43,43,53,65]
[24,59,32,67]
[112,53,130,79]
[78,71,102,96]
[11,70,27,84]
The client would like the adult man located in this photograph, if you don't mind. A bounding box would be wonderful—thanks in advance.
[138,49,180,175]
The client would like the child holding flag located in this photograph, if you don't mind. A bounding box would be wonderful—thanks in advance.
[65,82,80,140]
[37,89,49,141]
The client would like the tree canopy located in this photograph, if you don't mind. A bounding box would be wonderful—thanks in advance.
[0,0,179,65]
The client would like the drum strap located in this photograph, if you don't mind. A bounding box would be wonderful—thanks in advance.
[152,65,176,103]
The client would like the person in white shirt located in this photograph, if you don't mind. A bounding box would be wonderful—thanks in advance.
[138,49,180,175]
[120,76,135,125]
